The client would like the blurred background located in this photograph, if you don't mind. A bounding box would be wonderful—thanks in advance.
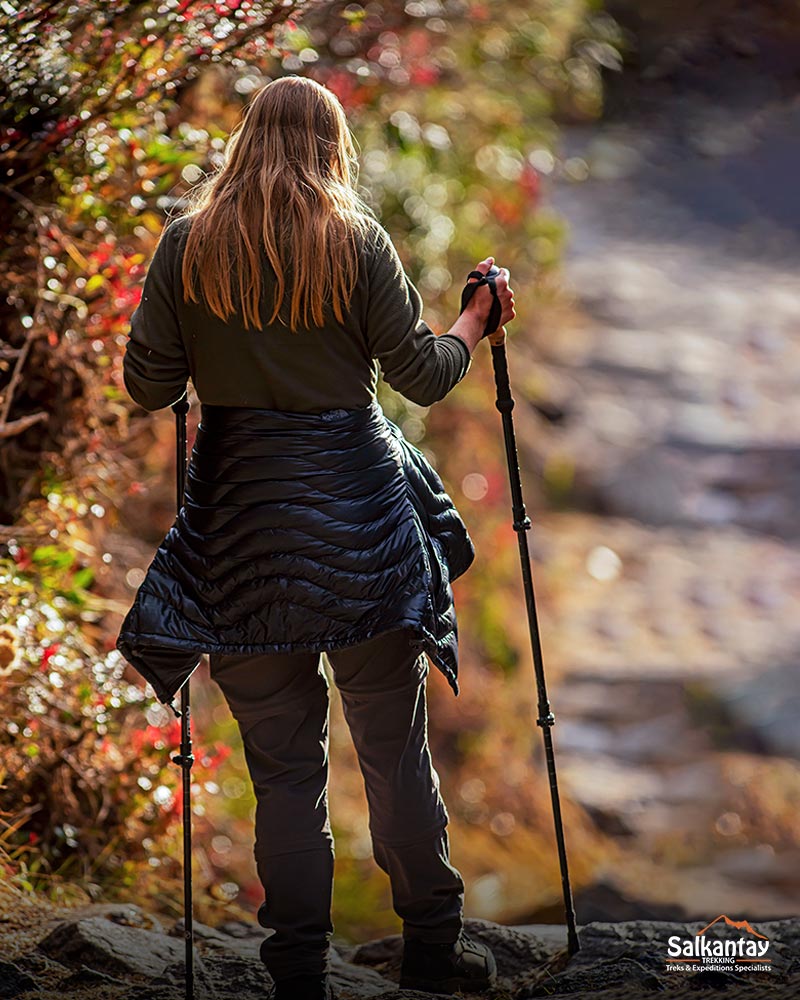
[1,0,798,949]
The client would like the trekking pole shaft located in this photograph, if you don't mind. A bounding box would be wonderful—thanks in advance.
[175,397,188,508]
[489,342,580,956]
[180,694,193,998]
[171,397,194,999]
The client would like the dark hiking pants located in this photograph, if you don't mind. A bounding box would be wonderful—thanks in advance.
[208,628,465,982]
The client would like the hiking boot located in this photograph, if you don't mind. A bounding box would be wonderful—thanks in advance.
[272,972,332,1000]
[400,931,497,994]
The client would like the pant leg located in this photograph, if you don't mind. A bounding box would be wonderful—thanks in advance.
[208,649,334,980]
[327,629,465,943]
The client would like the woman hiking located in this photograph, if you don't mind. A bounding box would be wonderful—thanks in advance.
[116,75,515,1000]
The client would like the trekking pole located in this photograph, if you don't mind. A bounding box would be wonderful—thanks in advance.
[170,395,195,999]
[460,268,580,957]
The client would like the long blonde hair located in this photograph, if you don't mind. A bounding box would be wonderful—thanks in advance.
[176,76,376,332]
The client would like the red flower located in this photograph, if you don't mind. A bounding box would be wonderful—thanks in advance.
[520,163,541,205]
[40,642,61,671]
[131,723,169,754]
[410,65,438,87]
[12,546,32,571]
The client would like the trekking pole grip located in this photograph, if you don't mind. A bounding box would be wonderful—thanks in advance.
[459,263,503,340]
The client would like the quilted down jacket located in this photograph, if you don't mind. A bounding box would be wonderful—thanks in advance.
[115,398,475,715]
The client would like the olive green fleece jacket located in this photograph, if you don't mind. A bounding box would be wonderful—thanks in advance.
[122,215,472,413]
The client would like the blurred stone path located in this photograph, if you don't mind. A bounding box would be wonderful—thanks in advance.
[519,85,800,921]
[541,94,800,536]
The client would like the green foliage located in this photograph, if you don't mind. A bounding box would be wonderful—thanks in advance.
[302,0,619,298]
[0,3,308,518]
[0,2,309,182]
[0,548,247,919]
[0,554,171,898]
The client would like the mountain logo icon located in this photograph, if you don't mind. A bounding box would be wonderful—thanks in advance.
[696,915,768,940]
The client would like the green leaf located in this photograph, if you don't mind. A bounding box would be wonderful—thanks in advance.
[32,546,75,570]
[72,567,95,590]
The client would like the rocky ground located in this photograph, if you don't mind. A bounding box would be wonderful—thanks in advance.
[0,891,797,1000]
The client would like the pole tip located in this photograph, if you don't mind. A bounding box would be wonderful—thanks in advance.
[567,929,581,956]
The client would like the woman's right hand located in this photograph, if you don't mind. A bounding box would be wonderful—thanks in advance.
[464,256,516,345]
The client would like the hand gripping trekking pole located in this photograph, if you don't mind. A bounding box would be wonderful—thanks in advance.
[171,395,195,999]
[460,269,580,956]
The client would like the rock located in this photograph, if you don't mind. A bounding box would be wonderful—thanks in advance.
[596,448,692,525]
[39,913,196,979]
[41,901,164,934]
[215,919,266,939]
[331,936,359,963]
[472,917,565,977]
[150,959,219,999]
[350,931,403,975]
[195,951,272,997]
[59,964,132,989]
[174,917,265,964]
[0,960,36,997]
[120,989,184,1000]
[525,955,666,996]
[328,946,398,996]
[170,916,237,945]
[714,662,800,757]
[15,914,800,998]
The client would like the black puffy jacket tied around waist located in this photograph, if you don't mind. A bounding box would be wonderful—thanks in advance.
[115,399,475,715]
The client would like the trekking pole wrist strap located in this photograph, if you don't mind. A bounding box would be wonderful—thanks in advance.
[459,266,503,340]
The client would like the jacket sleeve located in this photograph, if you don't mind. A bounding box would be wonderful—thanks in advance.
[122,222,190,412]
[364,224,472,406]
